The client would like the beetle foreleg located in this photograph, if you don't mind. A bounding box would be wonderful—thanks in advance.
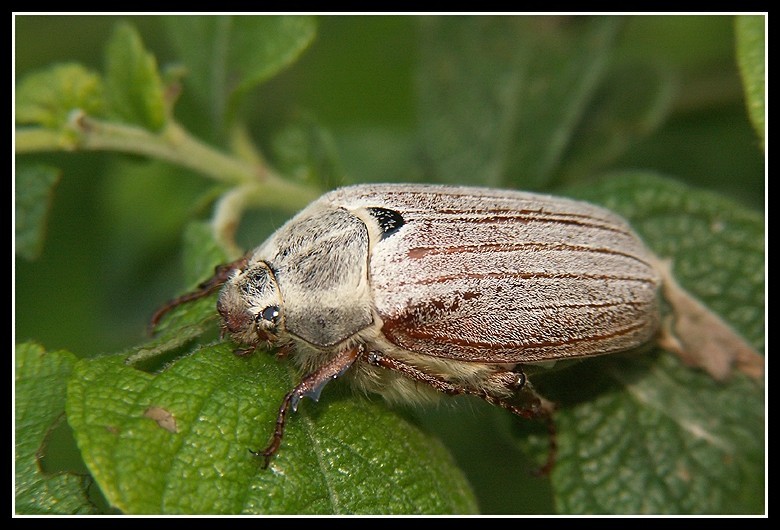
[253,345,362,468]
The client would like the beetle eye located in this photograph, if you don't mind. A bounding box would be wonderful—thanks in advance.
[259,305,280,323]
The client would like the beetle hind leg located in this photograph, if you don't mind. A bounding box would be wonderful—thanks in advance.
[364,350,557,474]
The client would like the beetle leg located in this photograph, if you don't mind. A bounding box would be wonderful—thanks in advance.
[484,368,526,394]
[253,345,362,468]
[364,350,558,475]
[149,255,249,334]
[232,346,257,357]
[363,350,543,418]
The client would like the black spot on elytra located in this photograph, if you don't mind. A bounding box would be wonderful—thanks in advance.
[367,207,405,240]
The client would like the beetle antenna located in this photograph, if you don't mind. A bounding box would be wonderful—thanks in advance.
[148,256,248,335]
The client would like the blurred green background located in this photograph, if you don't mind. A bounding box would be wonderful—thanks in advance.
[14,15,764,357]
[14,15,765,514]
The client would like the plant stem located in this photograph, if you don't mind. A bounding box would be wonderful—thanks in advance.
[15,113,322,251]
[14,128,68,152]
[15,113,318,202]
[78,114,258,185]
[212,179,322,258]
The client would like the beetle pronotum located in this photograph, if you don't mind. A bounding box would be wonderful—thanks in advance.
[152,183,753,470]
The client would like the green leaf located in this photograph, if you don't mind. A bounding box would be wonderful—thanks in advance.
[67,346,478,514]
[557,60,675,184]
[104,22,167,131]
[506,172,764,514]
[416,16,622,189]
[126,292,221,369]
[180,221,233,288]
[15,164,61,260]
[15,62,104,129]
[545,352,763,514]
[125,220,230,367]
[735,15,765,148]
[334,127,419,185]
[15,342,96,514]
[164,15,316,132]
[270,112,345,190]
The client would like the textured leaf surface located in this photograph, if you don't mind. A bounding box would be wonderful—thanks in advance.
[15,164,60,260]
[15,343,96,514]
[508,172,765,514]
[67,345,477,514]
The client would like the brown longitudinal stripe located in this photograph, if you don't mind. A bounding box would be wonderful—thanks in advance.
[386,299,649,323]
[392,319,651,352]
[406,241,653,268]
[430,207,599,221]
[472,299,650,311]
[382,193,629,224]
[373,189,618,218]
[367,188,631,235]
[404,211,633,239]
[399,270,657,287]
[375,190,597,221]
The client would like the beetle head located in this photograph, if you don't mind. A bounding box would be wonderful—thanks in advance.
[217,261,283,347]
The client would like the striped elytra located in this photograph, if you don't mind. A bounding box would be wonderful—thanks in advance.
[322,185,661,364]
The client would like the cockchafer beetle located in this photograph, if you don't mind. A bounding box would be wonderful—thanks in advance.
[151,183,762,469]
